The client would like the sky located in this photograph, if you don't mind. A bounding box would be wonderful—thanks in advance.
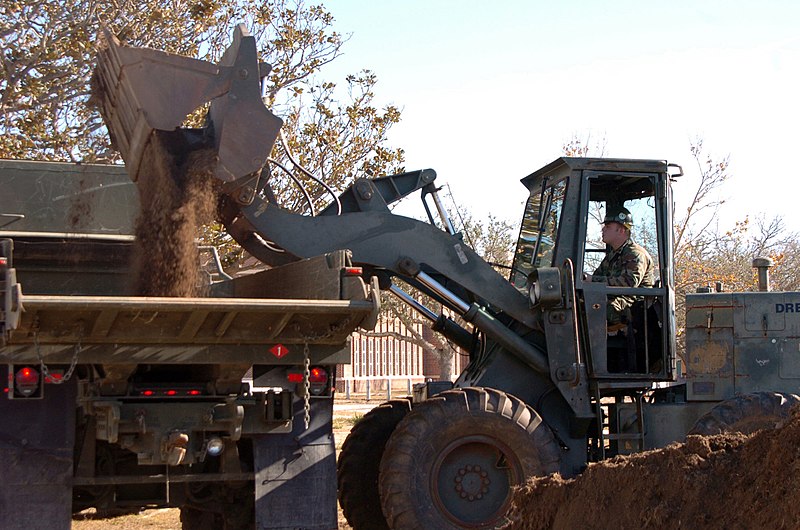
[314,0,800,234]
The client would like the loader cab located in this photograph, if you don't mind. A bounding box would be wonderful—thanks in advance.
[513,158,678,383]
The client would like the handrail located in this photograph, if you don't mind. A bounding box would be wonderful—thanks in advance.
[564,258,582,387]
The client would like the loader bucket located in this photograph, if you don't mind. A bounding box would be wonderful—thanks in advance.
[93,24,283,185]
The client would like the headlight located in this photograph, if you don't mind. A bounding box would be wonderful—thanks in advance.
[527,267,562,308]
[206,436,225,457]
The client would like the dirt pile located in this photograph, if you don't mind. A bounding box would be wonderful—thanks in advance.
[133,137,218,297]
[508,409,800,530]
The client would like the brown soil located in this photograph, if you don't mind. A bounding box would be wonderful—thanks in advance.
[508,408,800,530]
[68,176,94,230]
[132,137,218,297]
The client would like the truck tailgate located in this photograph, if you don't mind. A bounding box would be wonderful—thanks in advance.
[1,295,376,364]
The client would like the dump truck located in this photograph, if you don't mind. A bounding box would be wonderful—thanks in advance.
[0,28,382,529]
[5,24,799,530]
[0,157,380,529]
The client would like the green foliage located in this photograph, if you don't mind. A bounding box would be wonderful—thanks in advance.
[332,412,363,430]
[273,69,404,213]
[457,211,515,273]
[2,0,222,160]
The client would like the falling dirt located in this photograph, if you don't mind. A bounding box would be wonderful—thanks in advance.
[132,136,219,297]
[67,176,94,231]
[508,408,800,530]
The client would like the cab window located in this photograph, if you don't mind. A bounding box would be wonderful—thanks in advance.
[510,178,566,291]
[582,176,660,281]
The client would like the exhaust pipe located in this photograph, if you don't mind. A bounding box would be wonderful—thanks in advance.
[752,257,774,292]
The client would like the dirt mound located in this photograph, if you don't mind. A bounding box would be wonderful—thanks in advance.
[133,137,218,297]
[508,409,800,529]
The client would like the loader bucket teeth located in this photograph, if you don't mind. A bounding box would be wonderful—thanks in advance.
[93,24,283,185]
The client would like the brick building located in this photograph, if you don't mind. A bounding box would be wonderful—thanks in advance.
[336,315,465,396]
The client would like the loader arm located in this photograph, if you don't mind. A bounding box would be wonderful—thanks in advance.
[225,192,537,330]
[92,25,548,374]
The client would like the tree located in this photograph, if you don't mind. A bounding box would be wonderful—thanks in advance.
[562,132,607,158]
[459,212,516,274]
[658,139,800,356]
[671,138,733,347]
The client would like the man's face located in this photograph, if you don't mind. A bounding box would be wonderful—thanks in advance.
[601,221,628,249]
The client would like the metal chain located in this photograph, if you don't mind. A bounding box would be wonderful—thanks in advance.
[34,332,80,384]
[294,317,353,431]
[302,342,311,430]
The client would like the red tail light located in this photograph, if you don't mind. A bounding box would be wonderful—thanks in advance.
[14,366,40,398]
[343,266,363,276]
[309,367,328,384]
[16,366,38,384]
[287,367,329,395]
[44,370,64,383]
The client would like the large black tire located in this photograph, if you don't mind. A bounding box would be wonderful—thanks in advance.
[180,489,254,530]
[689,391,800,436]
[180,479,254,530]
[180,506,221,529]
[379,387,561,530]
[338,399,412,530]
[221,482,255,530]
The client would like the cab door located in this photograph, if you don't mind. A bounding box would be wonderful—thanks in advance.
[578,170,671,379]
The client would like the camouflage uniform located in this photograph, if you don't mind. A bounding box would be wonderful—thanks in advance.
[592,237,654,324]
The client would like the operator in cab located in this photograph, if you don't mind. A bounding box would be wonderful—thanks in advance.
[585,206,655,327]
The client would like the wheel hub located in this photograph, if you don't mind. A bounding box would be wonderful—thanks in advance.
[454,464,491,501]
[433,437,522,527]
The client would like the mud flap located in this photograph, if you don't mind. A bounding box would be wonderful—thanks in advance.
[0,365,77,530]
[254,398,337,530]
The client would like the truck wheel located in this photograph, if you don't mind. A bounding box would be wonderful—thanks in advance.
[338,399,412,530]
[221,483,255,530]
[180,486,254,530]
[379,387,560,530]
[689,391,800,435]
[180,506,221,529]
